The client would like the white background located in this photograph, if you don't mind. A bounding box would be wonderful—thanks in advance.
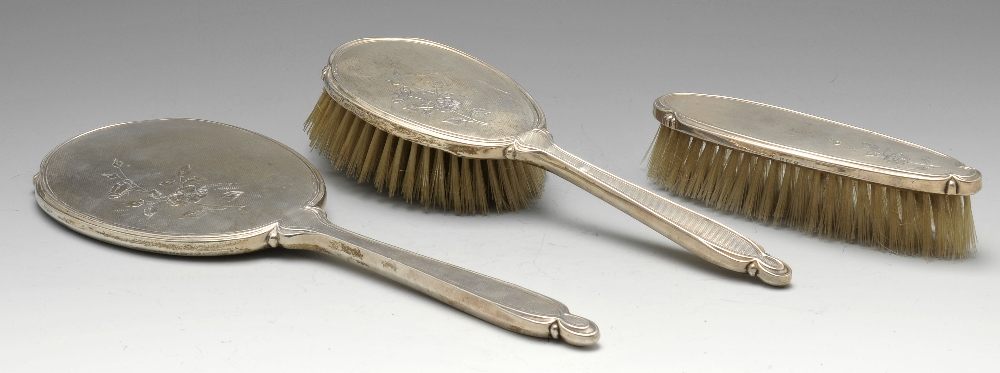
[2,1,997,372]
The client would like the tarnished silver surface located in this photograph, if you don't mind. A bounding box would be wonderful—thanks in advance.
[35,119,598,346]
[325,38,543,159]
[654,93,982,195]
[323,38,791,286]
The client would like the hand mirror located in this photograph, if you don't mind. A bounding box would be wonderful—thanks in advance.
[34,118,598,346]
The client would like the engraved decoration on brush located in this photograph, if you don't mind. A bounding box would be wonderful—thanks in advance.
[654,93,980,195]
[312,38,791,286]
[650,93,978,258]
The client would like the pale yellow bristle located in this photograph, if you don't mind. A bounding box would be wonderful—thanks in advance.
[417,145,432,205]
[663,130,690,188]
[485,160,505,212]
[450,155,462,213]
[870,184,887,248]
[854,181,872,246]
[740,156,764,216]
[646,124,977,258]
[705,148,735,205]
[386,135,407,194]
[815,173,834,238]
[695,145,724,201]
[754,160,780,220]
[497,161,517,209]
[401,142,419,202]
[472,159,488,212]
[331,115,359,165]
[882,187,908,250]
[358,129,385,182]
[725,153,753,213]
[789,167,812,229]
[771,163,793,224]
[675,138,703,196]
[430,149,447,210]
[347,123,375,177]
[303,91,545,214]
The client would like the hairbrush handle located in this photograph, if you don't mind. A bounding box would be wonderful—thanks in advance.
[275,208,599,346]
[511,129,791,286]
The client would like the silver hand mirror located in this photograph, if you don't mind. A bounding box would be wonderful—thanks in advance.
[34,118,598,346]
[324,38,791,285]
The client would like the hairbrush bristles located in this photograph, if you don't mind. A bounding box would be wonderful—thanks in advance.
[647,124,976,258]
[304,91,545,214]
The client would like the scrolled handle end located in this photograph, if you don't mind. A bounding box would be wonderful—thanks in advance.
[747,255,792,287]
[551,313,600,347]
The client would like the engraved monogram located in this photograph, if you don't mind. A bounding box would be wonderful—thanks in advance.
[861,142,910,165]
[102,159,246,218]
[829,139,941,171]
[389,71,492,126]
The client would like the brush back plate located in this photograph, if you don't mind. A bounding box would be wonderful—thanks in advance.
[35,119,326,256]
[654,93,981,195]
[323,38,545,158]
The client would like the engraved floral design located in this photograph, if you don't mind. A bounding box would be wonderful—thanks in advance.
[389,71,491,126]
[102,159,246,218]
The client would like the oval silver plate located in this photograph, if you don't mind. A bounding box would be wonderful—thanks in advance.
[35,118,323,255]
[654,93,981,195]
[325,38,545,157]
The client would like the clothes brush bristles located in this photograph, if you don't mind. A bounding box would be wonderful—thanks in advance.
[647,124,976,259]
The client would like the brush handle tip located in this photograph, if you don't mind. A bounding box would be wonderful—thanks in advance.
[551,313,601,347]
[514,129,792,286]
[748,255,792,286]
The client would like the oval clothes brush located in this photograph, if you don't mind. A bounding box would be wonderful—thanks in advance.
[35,118,599,346]
[303,38,791,286]
[648,93,980,259]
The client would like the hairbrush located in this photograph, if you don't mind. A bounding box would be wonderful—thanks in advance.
[303,38,791,286]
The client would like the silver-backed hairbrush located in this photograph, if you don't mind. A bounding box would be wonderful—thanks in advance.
[648,93,980,259]
[303,38,791,286]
